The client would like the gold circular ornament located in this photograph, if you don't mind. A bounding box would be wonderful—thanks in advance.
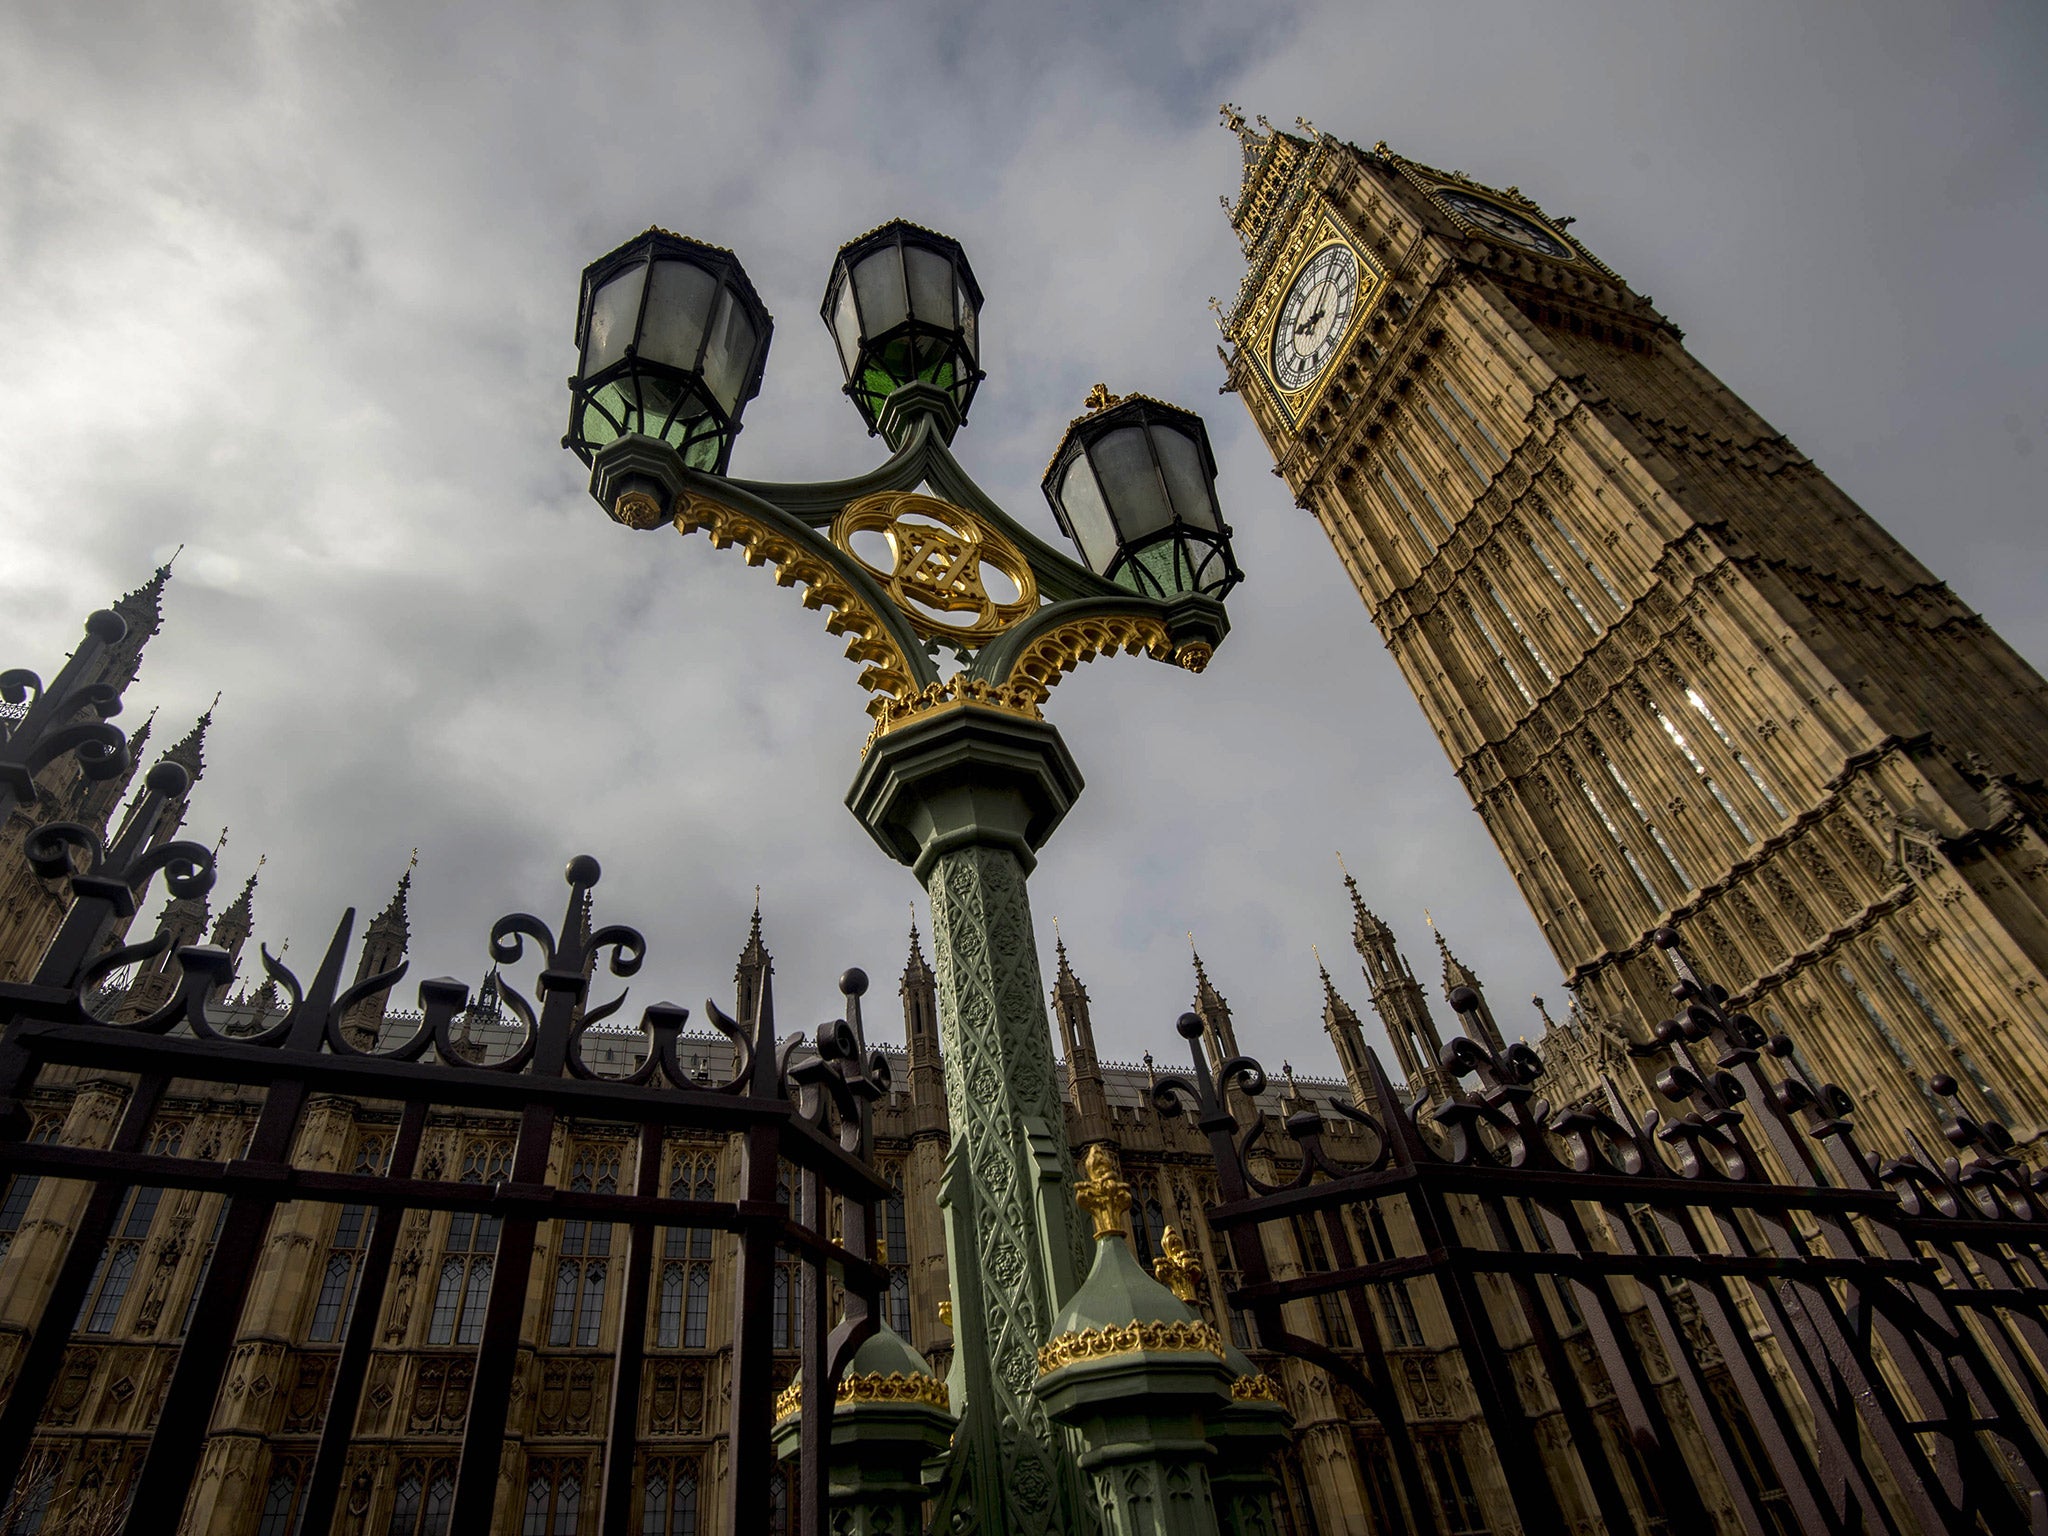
[831,492,1039,643]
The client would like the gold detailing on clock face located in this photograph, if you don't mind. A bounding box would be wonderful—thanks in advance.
[1253,210,1385,429]
[1272,243,1359,391]
[831,491,1039,643]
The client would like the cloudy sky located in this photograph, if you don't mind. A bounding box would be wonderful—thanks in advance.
[1,1,2042,1083]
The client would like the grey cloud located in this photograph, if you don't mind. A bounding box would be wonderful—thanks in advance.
[0,0,2041,1083]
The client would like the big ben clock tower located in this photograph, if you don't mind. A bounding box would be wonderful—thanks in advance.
[1219,110,2048,1147]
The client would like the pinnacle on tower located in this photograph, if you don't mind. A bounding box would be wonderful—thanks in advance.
[1048,919,1107,1124]
[98,559,174,692]
[735,887,773,1025]
[211,860,261,941]
[1316,944,1377,1110]
[159,697,215,784]
[1187,933,1241,1067]
[367,849,415,943]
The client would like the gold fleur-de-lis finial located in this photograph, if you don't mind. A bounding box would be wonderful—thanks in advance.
[938,1299,953,1329]
[1153,1226,1201,1303]
[409,847,420,872]
[1083,383,1122,413]
[1219,103,1246,134]
[1074,1143,1133,1240]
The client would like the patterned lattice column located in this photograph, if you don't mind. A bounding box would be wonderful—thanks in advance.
[848,707,1096,1536]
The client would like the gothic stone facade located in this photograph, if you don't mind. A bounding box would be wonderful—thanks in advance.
[1218,116,2048,1153]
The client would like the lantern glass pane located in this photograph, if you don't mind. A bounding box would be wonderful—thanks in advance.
[956,277,978,361]
[639,259,718,370]
[700,289,758,413]
[1153,427,1220,530]
[905,246,954,327]
[830,275,861,374]
[852,245,909,336]
[1091,427,1174,538]
[1055,457,1118,572]
[583,262,647,374]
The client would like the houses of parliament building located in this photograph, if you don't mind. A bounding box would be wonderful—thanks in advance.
[0,111,2044,1535]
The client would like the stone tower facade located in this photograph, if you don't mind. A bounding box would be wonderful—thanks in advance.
[1218,112,2048,1147]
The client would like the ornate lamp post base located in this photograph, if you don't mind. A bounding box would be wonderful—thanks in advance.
[848,705,1095,1534]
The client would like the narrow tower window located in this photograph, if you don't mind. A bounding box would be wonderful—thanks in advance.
[1686,687,1788,819]
[1651,702,1755,843]
[1544,509,1624,609]
[1836,961,1943,1117]
[1377,470,1438,554]
[1875,941,2011,1122]
[1393,446,1455,534]
[1422,396,1491,484]
[1483,583,1554,685]
[1438,375,1507,460]
[1575,773,1664,909]
[1465,601,1534,707]
[1597,748,1691,890]
[1528,537,1600,634]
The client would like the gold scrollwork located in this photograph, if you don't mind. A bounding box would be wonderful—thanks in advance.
[832,492,1039,644]
[1036,1319,1228,1377]
[673,491,920,715]
[859,674,1046,757]
[1005,614,1175,706]
[1231,1373,1285,1404]
[774,1370,952,1422]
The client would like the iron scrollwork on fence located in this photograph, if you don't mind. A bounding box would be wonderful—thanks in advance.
[1173,926,2048,1536]
[0,806,889,1536]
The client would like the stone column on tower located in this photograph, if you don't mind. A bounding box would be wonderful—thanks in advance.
[340,855,412,1049]
[1431,920,1507,1055]
[1050,926,1109,1132]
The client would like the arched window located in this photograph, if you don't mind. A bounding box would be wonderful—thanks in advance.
[427,1142,508,1346]
[643,1457,700,1535]
[255,1461,306,1536]
[658,1150,719,1350]
[549,1146,618,1348]
[1650,698,1755,843]
[880,1168,911,1334]
[1686,686,1787,820]
[521,1462,582,1536]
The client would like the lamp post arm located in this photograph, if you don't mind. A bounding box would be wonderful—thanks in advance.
[724,416,1128,607]
[667,467,944,706]
[967,593,1230,704]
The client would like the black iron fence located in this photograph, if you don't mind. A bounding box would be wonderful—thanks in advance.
[1167,928,2048,1536]
[0,751,886,1535]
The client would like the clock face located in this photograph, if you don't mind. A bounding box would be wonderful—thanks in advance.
[1433,189,1574,259]
[1271,244,1361,392]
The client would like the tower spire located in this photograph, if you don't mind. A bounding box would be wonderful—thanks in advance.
[1431,918,1506,1054]
[1049,921,1107,1125]
[1317,944,1377,1110]
[1187,933,1241,1070]
[735,887,772,1027]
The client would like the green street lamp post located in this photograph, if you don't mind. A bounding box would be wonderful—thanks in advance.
[568,220,1240,1535]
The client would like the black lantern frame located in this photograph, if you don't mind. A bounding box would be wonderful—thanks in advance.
[821,220,984,440]
[566,228,774,475]
[1041,395,1243,601]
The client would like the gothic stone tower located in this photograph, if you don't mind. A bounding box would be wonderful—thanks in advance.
[1218,112,2048,1149]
